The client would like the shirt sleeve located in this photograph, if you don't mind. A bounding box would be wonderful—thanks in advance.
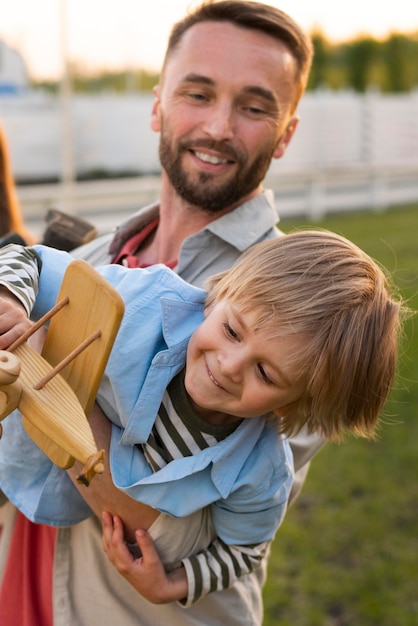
[180,538,270,606]
[0,244,42,315]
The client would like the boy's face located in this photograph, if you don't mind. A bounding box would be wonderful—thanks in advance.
[185,299,306,426]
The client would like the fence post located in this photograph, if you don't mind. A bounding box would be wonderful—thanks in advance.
[307,172,327,220]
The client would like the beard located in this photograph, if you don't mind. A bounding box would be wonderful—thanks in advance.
[159,129,276,214]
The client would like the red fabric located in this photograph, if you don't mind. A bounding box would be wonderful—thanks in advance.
[0,222,176,624]
[113,218,177,269]
[0,513,55,626]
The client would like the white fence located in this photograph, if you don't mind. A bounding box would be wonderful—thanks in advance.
[0,90,418,233]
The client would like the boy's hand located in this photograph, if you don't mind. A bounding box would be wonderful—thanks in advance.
[101,511,188,604]
[0,288,32,349]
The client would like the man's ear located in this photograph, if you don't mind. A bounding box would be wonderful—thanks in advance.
[150,85,162,132]
[273,116,299,160]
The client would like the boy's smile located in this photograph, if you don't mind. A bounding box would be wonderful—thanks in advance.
[184,300,306,426]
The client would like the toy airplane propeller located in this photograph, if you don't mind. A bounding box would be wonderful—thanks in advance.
[0,259,124,486]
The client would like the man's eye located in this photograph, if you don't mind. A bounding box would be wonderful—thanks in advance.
[188,92,207,102]
[241,99,278,118]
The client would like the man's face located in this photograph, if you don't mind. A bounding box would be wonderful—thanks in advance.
[152,21,299,213]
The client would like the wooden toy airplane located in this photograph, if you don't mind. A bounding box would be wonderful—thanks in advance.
[0,259,124,486]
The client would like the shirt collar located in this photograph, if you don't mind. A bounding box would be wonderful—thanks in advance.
[189,190,279,252]
[109,191,279,260]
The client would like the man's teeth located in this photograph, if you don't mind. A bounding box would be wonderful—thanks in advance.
[195,151,228,165]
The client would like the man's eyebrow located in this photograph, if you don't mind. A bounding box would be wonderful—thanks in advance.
[181,73,215,86]
[243,85,277,104]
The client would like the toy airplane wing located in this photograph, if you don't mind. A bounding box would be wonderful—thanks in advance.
[0,259,125,485]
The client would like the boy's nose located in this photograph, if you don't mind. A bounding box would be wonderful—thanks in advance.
[218,351,243,383]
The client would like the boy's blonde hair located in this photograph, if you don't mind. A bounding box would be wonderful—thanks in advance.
[205,230,406,442]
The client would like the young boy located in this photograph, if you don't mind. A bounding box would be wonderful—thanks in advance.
[0,230,405,606]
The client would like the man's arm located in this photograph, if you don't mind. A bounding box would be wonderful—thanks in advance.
[66,404,190,604]
[66,402,160,543]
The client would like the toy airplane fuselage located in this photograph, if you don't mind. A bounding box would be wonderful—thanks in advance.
[0,259,125,485]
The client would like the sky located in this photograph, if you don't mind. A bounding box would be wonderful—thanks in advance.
[1,0,418,80]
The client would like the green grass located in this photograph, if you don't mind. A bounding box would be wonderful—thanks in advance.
[263,204,418,626]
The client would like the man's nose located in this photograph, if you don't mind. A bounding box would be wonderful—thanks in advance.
[202,101,234,141]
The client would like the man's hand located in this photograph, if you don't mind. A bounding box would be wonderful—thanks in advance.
[0,288,32,349]
[101,511,188,604]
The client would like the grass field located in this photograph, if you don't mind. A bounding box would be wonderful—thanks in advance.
[262,204,418,626]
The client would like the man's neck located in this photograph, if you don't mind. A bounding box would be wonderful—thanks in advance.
[134,175,262,266]
[133,193,210,266]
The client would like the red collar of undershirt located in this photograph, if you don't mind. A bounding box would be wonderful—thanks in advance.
[112,217,177,269]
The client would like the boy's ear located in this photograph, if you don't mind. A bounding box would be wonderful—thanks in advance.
[273,404,291,419]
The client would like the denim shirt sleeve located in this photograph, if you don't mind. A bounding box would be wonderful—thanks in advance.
[0,256,206,525]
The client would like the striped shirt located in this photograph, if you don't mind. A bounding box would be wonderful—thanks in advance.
[146,372,269,606]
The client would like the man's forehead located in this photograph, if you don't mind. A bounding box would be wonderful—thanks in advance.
[164,20,296,87]
[166,20,293,69]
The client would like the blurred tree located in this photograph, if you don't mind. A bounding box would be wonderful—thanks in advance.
[308,29,330,89]
[384,33,416,92]
[30,31,418,95]
[345,37,379,92]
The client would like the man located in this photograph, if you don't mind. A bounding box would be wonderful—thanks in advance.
[0,2,323,624]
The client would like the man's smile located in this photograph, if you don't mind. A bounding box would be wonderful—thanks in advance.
[193,150,231,165]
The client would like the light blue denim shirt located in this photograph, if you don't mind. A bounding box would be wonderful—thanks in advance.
[0,243,294,545]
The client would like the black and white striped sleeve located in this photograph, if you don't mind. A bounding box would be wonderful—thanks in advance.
[180,538,270,606]
[0,245,42,316]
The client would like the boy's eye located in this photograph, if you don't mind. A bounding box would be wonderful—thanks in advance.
[257,364,272,384]
[223,322,239,340]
